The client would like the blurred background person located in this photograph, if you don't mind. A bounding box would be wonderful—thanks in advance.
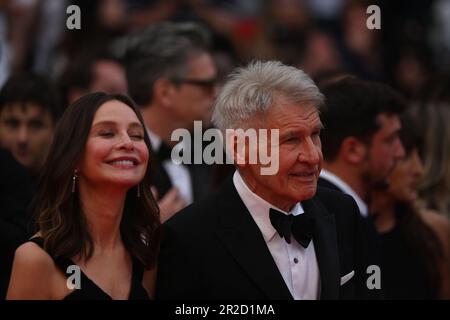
[0,147,33,299]
[59,49,128,107]
[318,77,406,217]
[318,77,406,298]
[0,73,62,178]
[0,72,62,299]
[412,75,450,221]
[124,21,219,221]
[7,93,160,300]
[371,112,450,299]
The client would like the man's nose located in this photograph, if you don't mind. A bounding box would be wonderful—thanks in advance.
[395,139,405,160]
[18,126,29,143]
[298,139,320,165]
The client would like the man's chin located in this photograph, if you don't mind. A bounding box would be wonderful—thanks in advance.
[295,185,317,202]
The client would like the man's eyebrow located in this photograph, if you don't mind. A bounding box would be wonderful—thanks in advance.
[315,122,324,131]
[280,123,324,138]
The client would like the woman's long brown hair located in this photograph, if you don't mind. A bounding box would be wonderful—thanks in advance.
[32,92,160,269]
[395,113,443,296]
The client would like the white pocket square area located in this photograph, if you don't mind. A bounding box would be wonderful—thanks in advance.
[340,270,355,286]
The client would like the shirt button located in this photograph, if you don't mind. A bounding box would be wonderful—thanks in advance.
[293,258,299,264]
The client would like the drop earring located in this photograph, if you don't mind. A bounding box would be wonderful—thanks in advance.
[137,183,141,198]
[72,170,78,193]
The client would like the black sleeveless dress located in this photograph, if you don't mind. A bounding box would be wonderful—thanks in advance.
[380,226,437,299]
[29,237,150,300]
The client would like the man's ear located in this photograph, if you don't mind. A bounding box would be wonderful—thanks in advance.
[226,131,248,169]
[153,78,176,108]
[340,137,368,164]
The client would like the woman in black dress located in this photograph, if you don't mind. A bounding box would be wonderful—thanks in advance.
[7,92,160,299]
[371,112,450,299]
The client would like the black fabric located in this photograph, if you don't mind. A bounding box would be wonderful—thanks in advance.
[156,176,375,300]
[269,208,315,248]
[380,226,437,299]
[151,137,215,202]
[27,237,149,300]
[317,177,342,192]
[318,176,384,299]
[0,148,34,300]
[156,142,173,162]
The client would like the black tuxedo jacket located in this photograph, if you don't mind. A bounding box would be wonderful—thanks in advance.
[156,177,373,300]
[317,177,342,193]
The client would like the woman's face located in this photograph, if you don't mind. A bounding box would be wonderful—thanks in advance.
[77,100,149,190]
[387,148,424,203]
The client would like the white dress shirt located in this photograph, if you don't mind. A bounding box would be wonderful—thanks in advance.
[233,171,320,300]
[147,128,193,204]
[319,169,368,216]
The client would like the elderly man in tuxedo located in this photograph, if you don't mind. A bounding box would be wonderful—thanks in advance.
[156,61,371,300]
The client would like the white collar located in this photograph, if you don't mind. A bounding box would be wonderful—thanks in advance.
[319,169,368,216]
[146,128,162,151]
[233,171,304,242]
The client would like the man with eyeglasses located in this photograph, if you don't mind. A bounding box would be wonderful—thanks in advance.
[124,21,219,220]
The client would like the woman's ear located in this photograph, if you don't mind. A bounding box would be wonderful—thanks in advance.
[340,137,368,164]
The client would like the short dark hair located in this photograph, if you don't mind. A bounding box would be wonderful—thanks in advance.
[58,49,123,107]
[124,21,211,106]
[0,73,62,122]
[320,78,406,161]
[33,92,160,269]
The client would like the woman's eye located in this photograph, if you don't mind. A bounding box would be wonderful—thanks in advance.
[99,131,114,137]
[130,134,144,140]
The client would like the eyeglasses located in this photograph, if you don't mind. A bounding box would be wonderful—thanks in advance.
[170,77,218,93]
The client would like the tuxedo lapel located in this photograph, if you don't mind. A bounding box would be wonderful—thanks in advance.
[302,198,340,300]
[215,180,293,300]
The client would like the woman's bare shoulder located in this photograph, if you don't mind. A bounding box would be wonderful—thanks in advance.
[7,241,65,299]
[14,241,55,269]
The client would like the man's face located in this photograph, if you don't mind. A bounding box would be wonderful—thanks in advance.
[0,103,54,172]
[91,60,128,95]
[241,100,323,211]
[172,52,218,129]
[364,113,405,187]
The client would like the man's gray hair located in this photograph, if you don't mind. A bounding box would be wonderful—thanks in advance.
[123,21,211,105]
[211,60,324,132]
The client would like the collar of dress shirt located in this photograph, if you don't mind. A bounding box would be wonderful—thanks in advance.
[146,127,185,159]
[233,170,304,242]
[319,169,368,216]
[146,128,162,151]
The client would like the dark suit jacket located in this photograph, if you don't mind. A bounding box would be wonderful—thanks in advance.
[0,148,34,299]
[318,177,342,193]
[318,176,383,299]
[156,177,372,300]
[149,140,216,202]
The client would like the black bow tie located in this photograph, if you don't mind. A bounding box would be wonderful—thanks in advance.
[269,207,315,248]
